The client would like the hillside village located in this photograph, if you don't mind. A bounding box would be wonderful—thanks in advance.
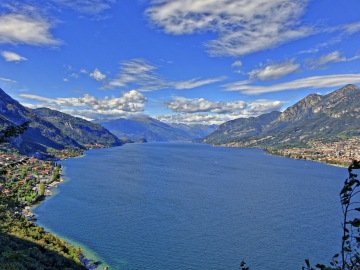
[0,152,62,220]
[266,136,360,166]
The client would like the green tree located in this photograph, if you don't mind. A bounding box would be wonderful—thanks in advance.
[39,182,45,196]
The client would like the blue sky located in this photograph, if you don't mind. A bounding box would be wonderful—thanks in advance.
[1,0,360,125]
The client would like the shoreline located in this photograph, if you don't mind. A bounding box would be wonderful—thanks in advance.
[28,150,110,269]
[25,142,348,270]
[210,143,350,168]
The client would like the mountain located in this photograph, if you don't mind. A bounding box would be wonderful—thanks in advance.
[32,108,122,148]
[202,111,281,145]
[202,84,360,147]
[93,117,216,141]
[0,88,122,155]
[168,123,217,139]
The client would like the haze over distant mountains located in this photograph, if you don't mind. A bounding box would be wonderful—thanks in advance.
[0,87,217,155]
[202,84,360,147]
[1,84,359,155]
[93,118,217,142]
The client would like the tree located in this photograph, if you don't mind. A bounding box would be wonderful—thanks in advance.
[0,122,29,232]
[39,182,45,196]
[0,122,29,144]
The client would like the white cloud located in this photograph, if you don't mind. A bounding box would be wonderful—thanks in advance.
[146,0,312,57]
[107,59,165,89]
[50,0,115,14]
[171,77,226,90]
[63,78,69,82]
[231,60,242,67]
[306,51,360,70]
[106,58,225,91]
[19,90,147,119]
[224,73,360,95]
[0,77,17,83]
[90,68,106,81]
[70,73,79,78]
[164,97,247,114]
[160,97,284,124]
[156,113,231,125]
[80,69,87,74]
[1,51,27,61]
[342,21,360,34]
[245,99,283,115]
[0,13,60,45]
[249,59,300,81]
[61,109,147,120]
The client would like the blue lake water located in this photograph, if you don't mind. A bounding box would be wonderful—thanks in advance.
[33,142,346,269]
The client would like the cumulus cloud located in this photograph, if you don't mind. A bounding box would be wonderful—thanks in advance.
[249,59,300,81]
[106,58,225,91]
[164,97,247,114]
[245,99,283,115]
[160,97,284,124]
[157,98,283,124]
[305,51,360,70]
[0,13,60,45]
[1,51,27,61]
[224,73,360,95]
[146,0,312,56]
[156,113,231,125]
[19,90,147,119]
[60,109,147,120]
[90,68,106,81]
[231,60,242,67]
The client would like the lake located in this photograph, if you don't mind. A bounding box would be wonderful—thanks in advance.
[33,142,346,269]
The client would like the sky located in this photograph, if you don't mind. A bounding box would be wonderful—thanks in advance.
[1,0,360,125]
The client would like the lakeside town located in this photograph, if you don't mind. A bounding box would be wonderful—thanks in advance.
[0,152,63,221]
[266,136,360,167]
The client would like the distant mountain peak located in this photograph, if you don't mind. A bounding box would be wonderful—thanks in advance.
[202,84,360,146]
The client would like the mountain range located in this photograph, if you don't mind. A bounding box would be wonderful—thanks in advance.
[93,118,217,142]
[0,88,216,156]
[202,84,360,147]
[0,88,122,155]
[2,84,359,155]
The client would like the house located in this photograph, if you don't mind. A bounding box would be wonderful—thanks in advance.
[3,189,12,195]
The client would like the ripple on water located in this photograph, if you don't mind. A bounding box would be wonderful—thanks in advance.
[33,143,345,269]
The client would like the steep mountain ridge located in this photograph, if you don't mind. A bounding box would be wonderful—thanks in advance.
[203,111,281,144]
[0,88,82,153]
[33,108,122,147]
[0,88,122,155]
[202,84,360,146]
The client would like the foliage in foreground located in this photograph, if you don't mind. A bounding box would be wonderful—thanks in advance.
[0,218,86,270]
[0,123,87,269]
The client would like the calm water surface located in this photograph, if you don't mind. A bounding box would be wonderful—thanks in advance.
[33,143,346,269]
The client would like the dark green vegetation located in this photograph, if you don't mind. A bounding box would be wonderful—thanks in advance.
[0,88,122,157]
[0,124,87,269]
[202,84,360,148]
[0,222,86,270]
[94,117,216,141]
[33,108,122,148]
